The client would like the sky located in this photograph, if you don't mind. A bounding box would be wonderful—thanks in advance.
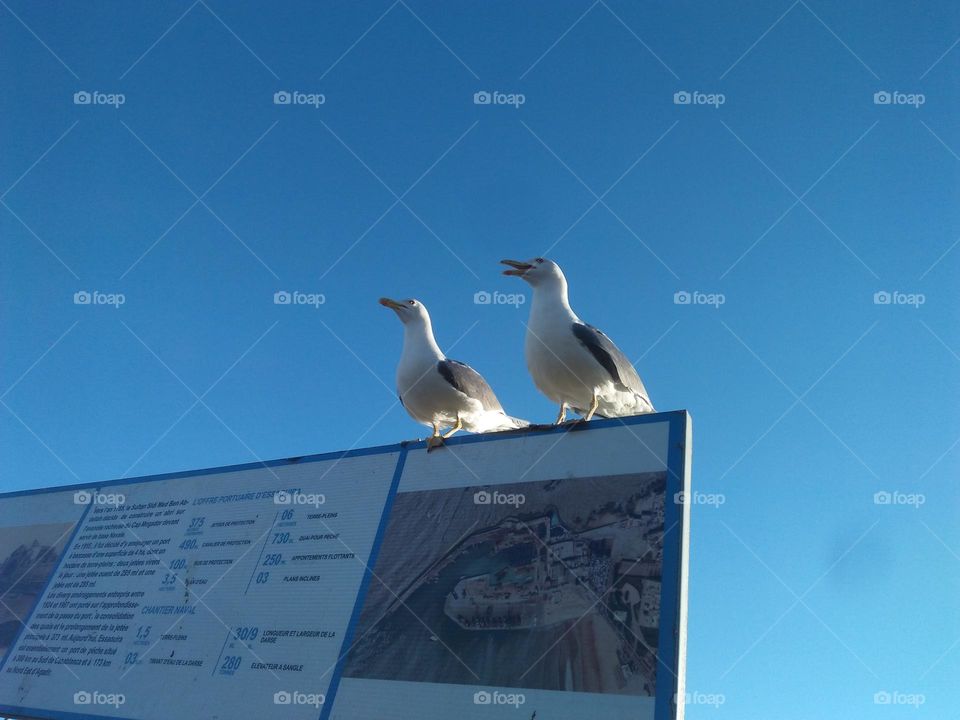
[1,0,959,717]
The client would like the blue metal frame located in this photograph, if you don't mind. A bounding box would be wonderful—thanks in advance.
[0,410,690,720]
[654,411,690,720]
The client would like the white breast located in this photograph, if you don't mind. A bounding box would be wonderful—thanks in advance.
[524,297,607,411]
[397,356,458,428]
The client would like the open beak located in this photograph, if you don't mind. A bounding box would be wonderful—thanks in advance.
[501,259,533,277]
[378,297,405,311]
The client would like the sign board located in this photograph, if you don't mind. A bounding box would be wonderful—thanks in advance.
[0,411,691,720]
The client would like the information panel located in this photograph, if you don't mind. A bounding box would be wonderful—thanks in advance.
[0,411,690,720]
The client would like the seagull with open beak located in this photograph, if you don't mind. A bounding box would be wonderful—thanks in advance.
[501,257,654,422]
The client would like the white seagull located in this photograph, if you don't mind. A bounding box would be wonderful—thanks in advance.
[380,297,528,449]
[501,258,654,422]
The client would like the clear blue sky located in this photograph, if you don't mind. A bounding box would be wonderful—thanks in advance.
[2,1,959,717]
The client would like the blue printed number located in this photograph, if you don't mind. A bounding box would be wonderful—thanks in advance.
[234,626,259,642]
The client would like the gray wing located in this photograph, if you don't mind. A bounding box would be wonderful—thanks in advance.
[437,360,505,413]
[571,323,650,400]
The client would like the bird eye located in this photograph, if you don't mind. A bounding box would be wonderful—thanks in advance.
[408,300,416,305]
[535,257,544,264]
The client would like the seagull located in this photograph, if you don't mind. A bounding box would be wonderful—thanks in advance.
[379,297,528,450]
[501,258,654,423]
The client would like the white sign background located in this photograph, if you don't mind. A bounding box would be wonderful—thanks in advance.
[0,413,690,720]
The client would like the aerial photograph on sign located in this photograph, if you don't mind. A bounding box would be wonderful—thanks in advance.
[0,522,74,658]
[342,472,666,695]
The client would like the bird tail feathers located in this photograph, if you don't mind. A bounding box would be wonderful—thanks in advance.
[489,415,530,431]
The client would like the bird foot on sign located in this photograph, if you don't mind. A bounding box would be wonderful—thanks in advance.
[426,435,445,453]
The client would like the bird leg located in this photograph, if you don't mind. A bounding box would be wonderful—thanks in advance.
[584,393,599,421]
[554,403,567,424]
[427,421,444,452]
[442,415,463,439]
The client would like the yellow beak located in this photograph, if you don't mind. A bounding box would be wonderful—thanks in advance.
[379,297,405,310]
[501,259,533,276]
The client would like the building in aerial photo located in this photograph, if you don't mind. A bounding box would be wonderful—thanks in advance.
[342,471,666,696]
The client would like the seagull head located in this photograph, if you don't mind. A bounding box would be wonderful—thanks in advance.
[379,297,430,326]
[501,257,565,288]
